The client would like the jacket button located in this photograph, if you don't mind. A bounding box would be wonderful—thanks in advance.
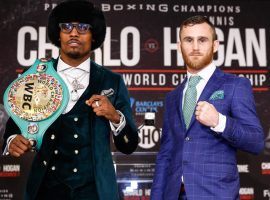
[43,161,47,166]
[74,117,78,122]
[185,137,190,141]
[74,134,78,138]
[73,168,78,173]
[51,166,56,171]
[51,134,55,140]
[74,150,79,154]
[54,150,58,155]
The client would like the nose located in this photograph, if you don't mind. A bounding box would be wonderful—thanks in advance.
[69,26,79,36]
[192,40,199,50]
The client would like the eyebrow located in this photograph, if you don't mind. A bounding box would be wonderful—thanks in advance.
[182,36,209,40]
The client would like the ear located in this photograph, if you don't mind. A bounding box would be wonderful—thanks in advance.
[177,41,182,55]
[213,40,219,53]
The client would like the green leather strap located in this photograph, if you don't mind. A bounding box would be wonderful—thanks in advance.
[3,58,69,150]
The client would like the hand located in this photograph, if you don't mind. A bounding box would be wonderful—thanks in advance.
[9,135,32,157]
[195,101,219,127]
[85,94,120,123]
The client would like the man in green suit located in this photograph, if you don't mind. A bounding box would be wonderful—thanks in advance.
[2,1,138,199]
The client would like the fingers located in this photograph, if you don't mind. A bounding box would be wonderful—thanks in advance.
[195,101,208,115]
[85,94,104,107]
[9,135,32,157]
[195,101,219,127]
[85,94,119,122]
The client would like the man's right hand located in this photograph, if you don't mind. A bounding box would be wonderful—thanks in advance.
[9,135,32,157]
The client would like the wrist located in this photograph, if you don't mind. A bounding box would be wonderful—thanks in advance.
[212,113,219,128]
[111,111,121,124]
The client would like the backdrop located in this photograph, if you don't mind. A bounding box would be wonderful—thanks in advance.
[0,1,269,200]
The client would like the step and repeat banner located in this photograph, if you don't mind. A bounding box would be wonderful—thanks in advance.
[0,0,269,199]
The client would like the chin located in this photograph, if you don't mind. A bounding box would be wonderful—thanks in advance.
[67,52,81,59]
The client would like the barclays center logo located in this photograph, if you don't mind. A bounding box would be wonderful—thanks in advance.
[130,97,163,116]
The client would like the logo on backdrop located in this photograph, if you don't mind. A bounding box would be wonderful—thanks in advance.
[138,126,161,149]
[261,162,270,175]
[237,164,250,173]
[130,97,163,116]
[239,187,254,200]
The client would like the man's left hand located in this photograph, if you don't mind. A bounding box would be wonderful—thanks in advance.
[85,94,120,123]
[195,101,219,127]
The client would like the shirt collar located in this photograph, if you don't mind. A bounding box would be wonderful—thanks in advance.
[186,62,216,82]
[57,57,91,73]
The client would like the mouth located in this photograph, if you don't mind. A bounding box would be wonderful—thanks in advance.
[67,39,81,47]
[190,53,202,56]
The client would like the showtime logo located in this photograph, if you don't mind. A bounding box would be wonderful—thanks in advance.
[262,162,270,175]
[239,188,254,200]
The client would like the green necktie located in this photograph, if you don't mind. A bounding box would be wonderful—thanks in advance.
[183,76,202,128]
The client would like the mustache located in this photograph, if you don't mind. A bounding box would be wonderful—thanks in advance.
[189,51,203,56]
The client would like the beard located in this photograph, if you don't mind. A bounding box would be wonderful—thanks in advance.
[66,51,81,59]
[65,48,90,60]
[181,47,214,71]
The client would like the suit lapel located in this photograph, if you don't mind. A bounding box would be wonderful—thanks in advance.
[81,61,105,101]
[176,77,187,132]
[187,68,225,130]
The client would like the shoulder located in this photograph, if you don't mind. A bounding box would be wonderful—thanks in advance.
[220,69,251,87]
[91,61,122,79]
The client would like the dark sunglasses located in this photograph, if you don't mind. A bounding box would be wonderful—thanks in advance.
[59,23,92,34]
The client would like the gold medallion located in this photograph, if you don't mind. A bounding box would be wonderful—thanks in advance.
[8,73,63,121]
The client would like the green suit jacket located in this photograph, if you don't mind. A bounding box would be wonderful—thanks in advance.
[3,59,138,200]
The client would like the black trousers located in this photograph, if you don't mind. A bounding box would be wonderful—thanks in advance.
[36,181,99,200]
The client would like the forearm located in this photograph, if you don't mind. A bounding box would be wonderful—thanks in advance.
[221,116,264,154]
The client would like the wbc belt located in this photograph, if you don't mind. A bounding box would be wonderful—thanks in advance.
[3,58,69,150]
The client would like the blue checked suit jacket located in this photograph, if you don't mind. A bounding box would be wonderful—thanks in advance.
[151,68,264,200]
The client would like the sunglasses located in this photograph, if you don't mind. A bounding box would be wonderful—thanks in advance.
[59,23,92,34]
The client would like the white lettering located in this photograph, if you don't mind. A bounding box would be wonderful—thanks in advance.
[239,188,254,195]
[246,29,266,66]
[225,28,246,66]
[262,162,270,169]
[17,26,37,66]
[163,27,183,66]
[120,27,140,66]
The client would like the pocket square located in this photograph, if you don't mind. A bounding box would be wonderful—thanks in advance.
[100,88,114,97]
[209,90,224,100]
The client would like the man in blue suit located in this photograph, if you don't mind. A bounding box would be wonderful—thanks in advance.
[151,15,264,200]
[3,1,138,199]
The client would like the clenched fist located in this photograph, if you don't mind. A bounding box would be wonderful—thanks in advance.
[85,94,120,123]
[195,101,219,127]
[8,135,32,157]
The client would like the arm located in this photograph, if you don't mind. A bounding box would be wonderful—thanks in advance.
[111,77,138,154]
[196,78,264,154]
[2,118,32,156]
[151,95,173,200]
[86,76,138,154]
[221,78,264,154]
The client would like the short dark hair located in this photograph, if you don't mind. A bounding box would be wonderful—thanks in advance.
[179,15,217,41]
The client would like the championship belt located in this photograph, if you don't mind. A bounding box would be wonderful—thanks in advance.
[3,58,69,150]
